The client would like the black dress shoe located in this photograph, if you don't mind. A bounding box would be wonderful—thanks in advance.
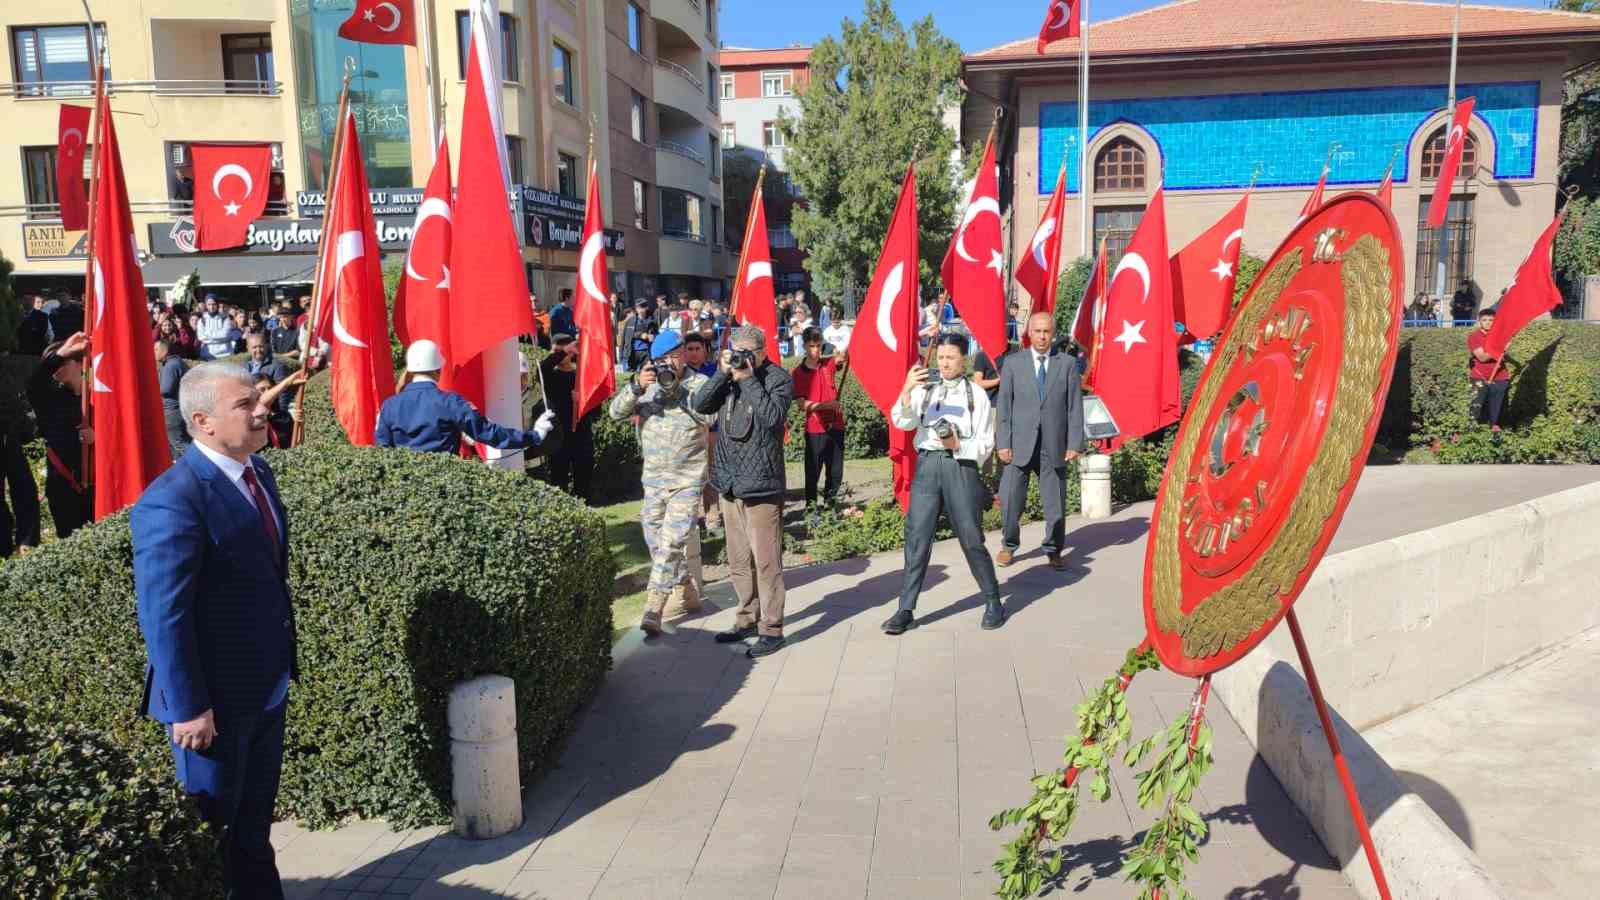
[715,624,758,644]
[881,610,915,635]
[981,599,1007,630]
[747,635,786,658]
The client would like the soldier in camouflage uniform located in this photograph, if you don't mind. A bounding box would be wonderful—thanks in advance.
[610,330,712,635]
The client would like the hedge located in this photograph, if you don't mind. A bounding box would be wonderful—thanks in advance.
[0,442,615,828]
[0,698,222,898]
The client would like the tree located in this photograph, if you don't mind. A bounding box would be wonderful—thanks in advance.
[781,0,964,302]
[1554,1,1600,195]
[721,148,784,247]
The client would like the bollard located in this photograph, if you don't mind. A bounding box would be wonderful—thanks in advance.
[448,675,523,839]
[1080,453,1112,520]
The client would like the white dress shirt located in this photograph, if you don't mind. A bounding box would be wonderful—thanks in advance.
[194,440,283,535]
[890,377,996,464]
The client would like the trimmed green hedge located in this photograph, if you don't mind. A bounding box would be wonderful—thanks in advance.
[0,698,222,898]
[0,443,615,828]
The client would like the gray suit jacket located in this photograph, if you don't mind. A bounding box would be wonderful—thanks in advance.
[996,349,1086,466]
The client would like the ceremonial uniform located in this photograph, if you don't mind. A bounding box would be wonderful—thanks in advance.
[374,379,546,454]
[26,350,93,538]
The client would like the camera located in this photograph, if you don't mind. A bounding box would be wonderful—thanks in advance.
[931,418,958,442]
[652,362,680,394]
[729,348,755,370]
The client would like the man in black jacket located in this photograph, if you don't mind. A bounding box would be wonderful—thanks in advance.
[27,333,95,538]
[692,325,794,658]
[155,339,190,461]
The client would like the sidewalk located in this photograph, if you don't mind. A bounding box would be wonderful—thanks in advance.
[272,464,1600,900]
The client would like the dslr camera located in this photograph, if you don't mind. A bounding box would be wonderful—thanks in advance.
[931,417,958,442]
[652,362,681,395]
[729,348,756,370]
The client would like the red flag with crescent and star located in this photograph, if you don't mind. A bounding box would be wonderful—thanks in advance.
[190,143,272,251]
[56,105,91,231]
[338,0,417,45]
[574,157,616,423]
[86,90,170,518]
[731,175,780,361]
[1425,96,1477,229]
[1071,240,1106,360]
[1037,0,1081,54]
[1016,165,1067,315]
[1093,187,1179,451]
[322,110,394,446]
[852,163,921,511]
[1171,193,1249,344]
[1483,212,1564,359]
[940,132,1008,364]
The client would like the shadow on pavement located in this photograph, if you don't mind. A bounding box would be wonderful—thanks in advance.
[1393,768,1474,849]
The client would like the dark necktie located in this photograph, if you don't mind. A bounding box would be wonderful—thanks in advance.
[241,465,282,561]
[1036,355,1047,403]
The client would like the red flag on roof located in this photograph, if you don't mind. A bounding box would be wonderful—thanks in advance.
[1036,0,1081,54]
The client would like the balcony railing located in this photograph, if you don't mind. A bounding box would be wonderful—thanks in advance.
[655,59,703,90]
[658,140,706,165]
[0,79,282,99]
[3,198,292,220]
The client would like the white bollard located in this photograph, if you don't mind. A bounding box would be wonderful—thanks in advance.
[448,675,523,840]
[1080,453,1113,520]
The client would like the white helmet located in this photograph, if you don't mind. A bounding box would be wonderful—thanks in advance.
[405,339,446,373]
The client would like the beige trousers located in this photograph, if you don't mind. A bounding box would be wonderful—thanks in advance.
[720,496,786,636]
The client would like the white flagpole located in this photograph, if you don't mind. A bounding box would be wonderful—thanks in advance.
[416,0,441,155]
[1434,0,1462,317]
[1078,0,1091,257]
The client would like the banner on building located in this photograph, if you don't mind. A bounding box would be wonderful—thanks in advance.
[21,223,89,259]
[147,217,414,256]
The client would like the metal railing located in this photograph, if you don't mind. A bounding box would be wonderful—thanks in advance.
[657,139,706,164]
[655,59,703,90]
[3,199,292,220]
[0,79,282,98]
[661,226,705,241]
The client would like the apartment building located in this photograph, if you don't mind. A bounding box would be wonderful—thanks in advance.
[718,46,809,296]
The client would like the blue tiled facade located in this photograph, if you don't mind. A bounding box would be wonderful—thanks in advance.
[1038,81,1539,195]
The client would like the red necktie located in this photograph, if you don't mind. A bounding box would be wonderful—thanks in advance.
[241,465,282,561]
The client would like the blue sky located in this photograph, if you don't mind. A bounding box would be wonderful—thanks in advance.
[721,0,1562,54]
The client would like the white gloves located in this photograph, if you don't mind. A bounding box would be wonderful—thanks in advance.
[533,409,558,440]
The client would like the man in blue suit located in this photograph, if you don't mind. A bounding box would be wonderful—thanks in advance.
[374,339,556,454]
[133,361,296,898]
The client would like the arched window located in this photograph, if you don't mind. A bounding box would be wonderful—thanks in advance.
[1421,126,1479,180]
[1094,137,1146,193]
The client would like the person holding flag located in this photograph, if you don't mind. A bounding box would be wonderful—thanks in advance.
[375,340,556,454]
[26,334,95,537]
[1469,210,1567,434]
[1466,308,1512,433]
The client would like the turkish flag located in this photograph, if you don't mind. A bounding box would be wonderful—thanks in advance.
[941,133,1008,363]
[322,110,394,446]
[1170,193,1249,343]
[1037,0,1081,54]
[191,143,272,251]
[1071,241,1107,363]
[852,163,921,511]
[1425,96,1477,229]
[338,0,416,45]
[56,105,90,231]
[449,0,532,449]
[86,91,170,519]
[1016,166,1067,315]
[574,158,616,423]
[1094,187,1179,451]
[1296,167,1328,227]
[1375,167,1394,210]
[1483,213,1564,359]
[731,175,780,361]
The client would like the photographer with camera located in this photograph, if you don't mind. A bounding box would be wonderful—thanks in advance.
[611,331,713,635]
[882,333,1005,636]
[692,325,794,658]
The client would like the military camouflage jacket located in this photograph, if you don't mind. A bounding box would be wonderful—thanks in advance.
[609,370,711,491]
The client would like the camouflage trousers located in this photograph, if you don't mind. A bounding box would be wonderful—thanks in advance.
[642,484,704,594]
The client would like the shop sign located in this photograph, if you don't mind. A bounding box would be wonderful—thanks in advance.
[21,223,88,259]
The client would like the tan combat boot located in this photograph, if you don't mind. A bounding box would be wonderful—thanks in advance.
[640,590,670,635]
[668,581,704,617]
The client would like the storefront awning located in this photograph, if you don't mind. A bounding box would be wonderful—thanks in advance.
[139,254,323,288]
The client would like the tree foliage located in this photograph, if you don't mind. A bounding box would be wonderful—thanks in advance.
[721,148,786,248]
[1554,1,1600,194]
[781,0,964,301]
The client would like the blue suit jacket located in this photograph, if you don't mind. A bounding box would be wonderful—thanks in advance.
[133,447,295,723]
[374,380,542,454]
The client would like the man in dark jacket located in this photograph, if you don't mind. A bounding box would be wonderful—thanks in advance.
[27,333,95,538]
[375,340,556,454]
[16,294,51,356]
[156,339,191,461]
[619,301,656,372]
[537,333,599,501]
[692,325,794,658]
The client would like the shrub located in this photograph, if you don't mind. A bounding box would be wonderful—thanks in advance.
[0,698,223,898]
[0,442,615,828]
[782,364,890,462]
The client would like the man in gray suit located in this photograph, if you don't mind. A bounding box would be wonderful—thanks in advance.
[995,312,1086,571]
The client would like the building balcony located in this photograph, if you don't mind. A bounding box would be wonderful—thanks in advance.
[0,78,282,100]
[658,231,714,278]
[652,0,712,58]
[653,63,713,126]
[656,146,713,196]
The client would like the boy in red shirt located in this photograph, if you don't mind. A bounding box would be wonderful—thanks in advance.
[790,326,846,508]
[1466,307,1511,432]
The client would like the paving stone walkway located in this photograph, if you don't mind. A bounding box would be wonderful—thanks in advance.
[273,465,1600,900]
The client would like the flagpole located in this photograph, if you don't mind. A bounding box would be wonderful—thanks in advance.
[1435,0,1463,316]
[417,0,441,152]
[1086,234,1108,386]
[78,0,105,489]
[1077,0,1091,257]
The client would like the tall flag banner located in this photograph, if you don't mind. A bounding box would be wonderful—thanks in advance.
[1170,193,1249,343]
[1016,165,1067,315]
[338,0,418,45]
[190,143,273,251]
[1425,96,1477,229]
[730,172,780,361]
[1375,166,1394,210]
[1296,165,1328,227]
[1483,213,1564,359]
[56,105,91,231]
[574,156,616,422]
[323,110,395,446]
[1093,187,1180,450]
[87,91,170,518]
[1071,239,1107,358]
[850,163,921,511]
[1036,0,1081,53]
[941,133,1008,364]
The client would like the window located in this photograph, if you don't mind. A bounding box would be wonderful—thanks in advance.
[761,71,791,98]
[707,64,718,110]
[552,42,576,107]
[768,225,797,249]
[763,121,784,148]
[557,152,578,197]
[633,178,649,230]
[710,204,722,247]
[630,90,646,143]
[709,134,720,177]
[506,136,525,185]
[661,187,704,240]
[1094,138,1146,193]
[22,146,59,212]
[10,24,108,97]
[1421,127,1480,181]
[626,3,643,54]
[720,74,734,100]
[455,13,518,82]
[721,122,735,147]
[777,271,808,293]
[1093,205,1145,267]
[1416,196,1475,296]
[220,34,273,93]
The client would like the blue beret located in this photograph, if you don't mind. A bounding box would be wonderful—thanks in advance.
[650,330,683,360]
